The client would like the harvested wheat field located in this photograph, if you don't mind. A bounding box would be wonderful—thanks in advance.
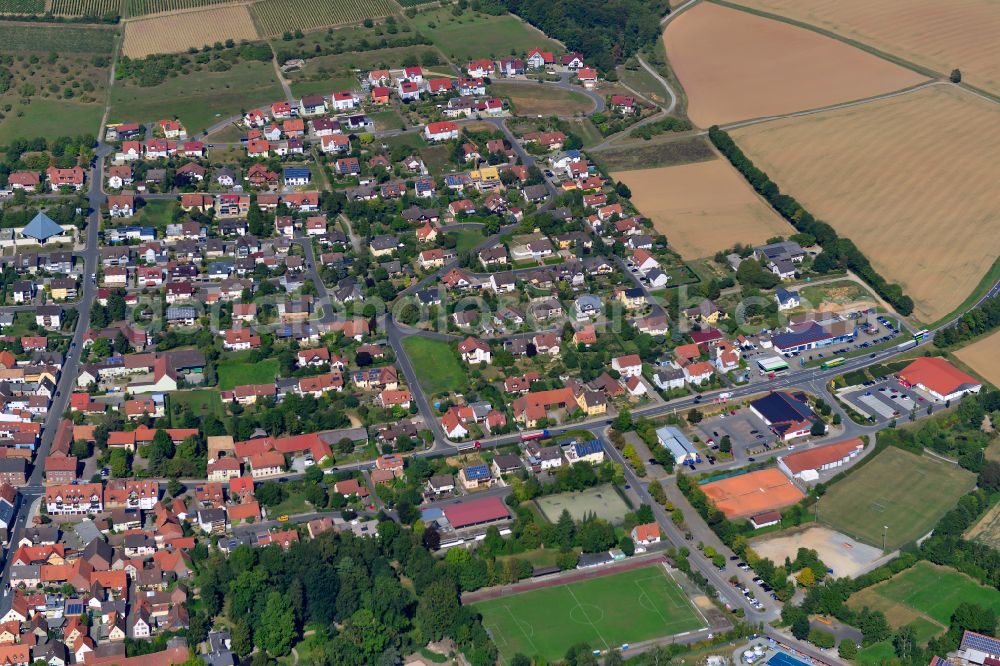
[123,5,258,57]
[730,0,1000,97]
[612,159,790,259]
[954,330,1000,389]
[663,2,925,127]
[732,84,1000,323]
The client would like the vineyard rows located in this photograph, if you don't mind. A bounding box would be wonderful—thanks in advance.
[0,22,116,52]
[251,0,394,35]
[50,0,121,16]
[125,0,239,17]
[0,0,43,13]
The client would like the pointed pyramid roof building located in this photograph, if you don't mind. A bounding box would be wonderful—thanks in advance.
[22,212,64,242]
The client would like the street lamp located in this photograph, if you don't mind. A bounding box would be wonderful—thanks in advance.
[882,525,889,551]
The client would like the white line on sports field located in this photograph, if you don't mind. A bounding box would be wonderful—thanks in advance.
[566,585,611,651]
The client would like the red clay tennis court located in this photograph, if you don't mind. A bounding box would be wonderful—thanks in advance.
[701,468,805,519]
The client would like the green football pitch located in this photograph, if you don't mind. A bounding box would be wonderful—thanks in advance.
[474,565,706,664]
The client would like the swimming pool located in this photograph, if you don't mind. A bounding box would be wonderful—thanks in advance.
[768,652,812,666]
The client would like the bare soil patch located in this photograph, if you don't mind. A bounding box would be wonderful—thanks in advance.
[966,501,1000,550]
[954,329,1000,389]
[729,0,1000,97]
[751,526,885,578]
[123,4,258,57]
[612,158,790,259]
[663,2,926,127]
[732,84,1000,323]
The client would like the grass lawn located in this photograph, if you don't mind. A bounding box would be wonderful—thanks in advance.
[383,131,426,153]
[267,491,312,518]
[617,65,669,104]
[0,99,104,145]
[408,8,561,62]
[474,564,704,664]
[491,82,595,116]
[495,547,576,570]
[110,60,284,134]
[816,447,976,550]
[133,199,177,231]
[205,123,243,142]
[847,561,1000,642]
[562,118,603,148]
[401,336,467,396]
[370,109,406,132]
[420,144,453,176]
[217,358,279,391]
[168,389,224,419]
[452,227,486,253]
[289,77,356,99]
[856,641,895,666]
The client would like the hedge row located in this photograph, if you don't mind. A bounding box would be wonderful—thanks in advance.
[709,126,914,316]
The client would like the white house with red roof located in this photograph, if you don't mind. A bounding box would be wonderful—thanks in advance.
[331,91,358,111]
[424,121,459,142]
[611,354,643,378]
[526,47,554,69]
[458,337,491,365]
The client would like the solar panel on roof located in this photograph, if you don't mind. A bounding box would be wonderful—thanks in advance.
[963,631,1000,654]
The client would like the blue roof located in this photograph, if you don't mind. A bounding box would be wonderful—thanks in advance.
[772,322,831,349]
[464,464,491,481]
[566,149,581,158]
[574,439,603,457]
[284,167,311,178]
[961,631,1000,655]
[22,212,64,241]
[751,391,815,425]
[775,287,798,302]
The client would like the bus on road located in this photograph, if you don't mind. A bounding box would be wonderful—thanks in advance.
[821,357,846,370]
[913,329,930,341]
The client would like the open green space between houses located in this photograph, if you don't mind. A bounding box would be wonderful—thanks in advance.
[401,336,467,396]
[217,357,279,391]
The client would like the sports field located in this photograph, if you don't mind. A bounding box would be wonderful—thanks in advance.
[728,0,1000,97]
[662,3,924,127]
[847,561,1000,642]
[535,484,630,525]
[816,446,976,550]
[474,564,705,663]
[954,330,1000,389]
[732,84,1000,323]
[612,159,791,259]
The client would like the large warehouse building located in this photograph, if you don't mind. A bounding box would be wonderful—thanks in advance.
[778,438,864,482]
[897,357,982,402]
[749,391,820,441]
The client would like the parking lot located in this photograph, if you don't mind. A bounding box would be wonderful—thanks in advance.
[693,409,778,464]
[839,376,942,424]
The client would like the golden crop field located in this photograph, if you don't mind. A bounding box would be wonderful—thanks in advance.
[122,4,259,57]
[663,3,925,127]
[729,0,1000,97]
[732,84,1000,323]
[954,330,1000,389]
[612,158,790,259]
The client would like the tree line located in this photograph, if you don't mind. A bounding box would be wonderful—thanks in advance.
[934,291,1000,348]
[709,126,915,316]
